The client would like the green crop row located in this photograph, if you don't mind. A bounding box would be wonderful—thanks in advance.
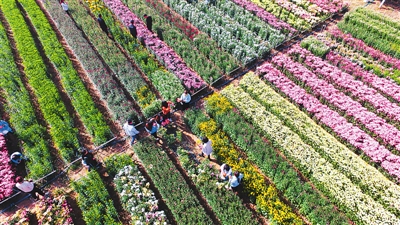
[0,0,79,162]
[0,17,52,179]
[18,0,112,145]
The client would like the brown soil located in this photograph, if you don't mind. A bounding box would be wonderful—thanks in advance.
[345,0,400,20]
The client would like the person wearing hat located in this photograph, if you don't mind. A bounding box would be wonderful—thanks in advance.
[10,152,28,165]
[123,119,140,145]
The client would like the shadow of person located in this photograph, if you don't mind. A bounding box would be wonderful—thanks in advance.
[156,28,164,41]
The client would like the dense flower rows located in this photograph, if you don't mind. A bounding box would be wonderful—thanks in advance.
[229,0,296,34]
[33,193,74,225]
[307,0,343,14]
[289,45,400,123]
[257,63,400,179]
[102,0,206,90]
[0,135,15,201]
[272,54,400,153]
[114,165,169,224]
[221,84,400,224]
[0,13,52,178]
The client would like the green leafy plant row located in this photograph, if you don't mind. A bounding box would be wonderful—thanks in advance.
[18,0,112,145]
[177,148,259,225]
[0,17,52,179]
[121,0,238,77]
[184,109,303,224]
[67,0,157,118]
[71,171,122,225]
[0,0,79,162]
[42,0,140,123]
[134,138,213,225]
[203,93,350,224]
[300,35,330,58]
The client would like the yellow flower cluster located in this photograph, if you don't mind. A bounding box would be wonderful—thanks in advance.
[85,0,104,13]
[136,85,156,108]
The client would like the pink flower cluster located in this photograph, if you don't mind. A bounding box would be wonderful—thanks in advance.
[329,27,400,70]
[271,54,400,152]
[308,0,343,14]
[229,0,296,34]
[257,62,400,178]
[289,46,400,122]
[326,51,400,102]
[0,135,16,201]
[103,0,206,90]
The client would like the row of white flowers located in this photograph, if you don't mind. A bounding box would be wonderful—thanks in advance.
[221,84,400,225]
[114,165,169,225]
[239,72,400,215]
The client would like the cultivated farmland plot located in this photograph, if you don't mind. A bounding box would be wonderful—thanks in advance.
[1,0,400,224]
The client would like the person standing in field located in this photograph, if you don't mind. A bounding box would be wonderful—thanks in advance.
[200,137,212,160]
[128,20,137,39]
[123,119,139,145]
[15,176,45,201]
[97,14,109,35]
[60,1,69,15]
[144,14,153,32]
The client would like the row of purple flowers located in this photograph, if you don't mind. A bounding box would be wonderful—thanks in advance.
[257,62,400,179]
[0,135,15,201]
[272,53,400,153]
[103,0,206,91]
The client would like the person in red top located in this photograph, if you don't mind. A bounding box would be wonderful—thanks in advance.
[161,101,173,121]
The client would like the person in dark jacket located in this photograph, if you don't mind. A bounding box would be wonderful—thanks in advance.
[128,20,137,39]
[144,14,153,32]
[97,14,109,35]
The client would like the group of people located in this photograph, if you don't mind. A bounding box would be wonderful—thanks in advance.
[220,163,244,192]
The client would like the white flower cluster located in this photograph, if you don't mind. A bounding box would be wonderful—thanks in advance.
[114,165,169,225]
[221,83,400,225]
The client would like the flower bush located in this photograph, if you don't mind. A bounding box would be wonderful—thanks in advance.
[177,148,258,225]
[300,36,330,58]
[0,135,15,201]
[134,139,213,224]
[102,0,207,90]
[289,45,400,124]
[1,0,79,162]
[42,0,140,123]
[71,171,122,225]
[221,84,400,224]
[32,190,74,225]
[114,165,169,224]
[0,16,52,179]
[3,209,31,225]
[184,110,303,224]
[272,54,400,157]
[204,93,349,224]
[18,0,112,145]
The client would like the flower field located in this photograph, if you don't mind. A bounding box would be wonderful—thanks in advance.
[1,0,400,224]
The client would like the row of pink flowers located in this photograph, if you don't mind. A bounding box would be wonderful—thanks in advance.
[288,45,400,122]
[273,0,321,22]
[229,0,297,34]
[0,135,16,201]
[103,0,206,90]
[257,62,400,179]
[308,0,343,14]
[326,51,400,102]
[328,27,400,70]
[271,54,400,152]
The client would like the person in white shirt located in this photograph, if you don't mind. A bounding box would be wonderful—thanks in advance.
[60,1,69,15]
[220,164,232,181]
[15,176,45,200]
[123,119,140,145]
[229,171,244,193]
[175,90,191,111]
[200,137,212,160]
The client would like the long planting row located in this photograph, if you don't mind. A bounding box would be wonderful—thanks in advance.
[104,154,170,224]
[203,93,350,224]
[18,0,111,145]
[0,17,53,179]
[272,54,400,159]
[337,8,400,59]
[71,171,122,225]
[0,0,79,162]
[142,0,238,74]
[99,0,207,90]
[163,0,283,63]
[104,0,233,86]
[239,71,400,216]
[221,84,400,224]
[257,62,400,179]
[134,138,213,224]
[42,0,139,122]
[184,109,303,224]
[0,135,15,201]
[289,45,400,125]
